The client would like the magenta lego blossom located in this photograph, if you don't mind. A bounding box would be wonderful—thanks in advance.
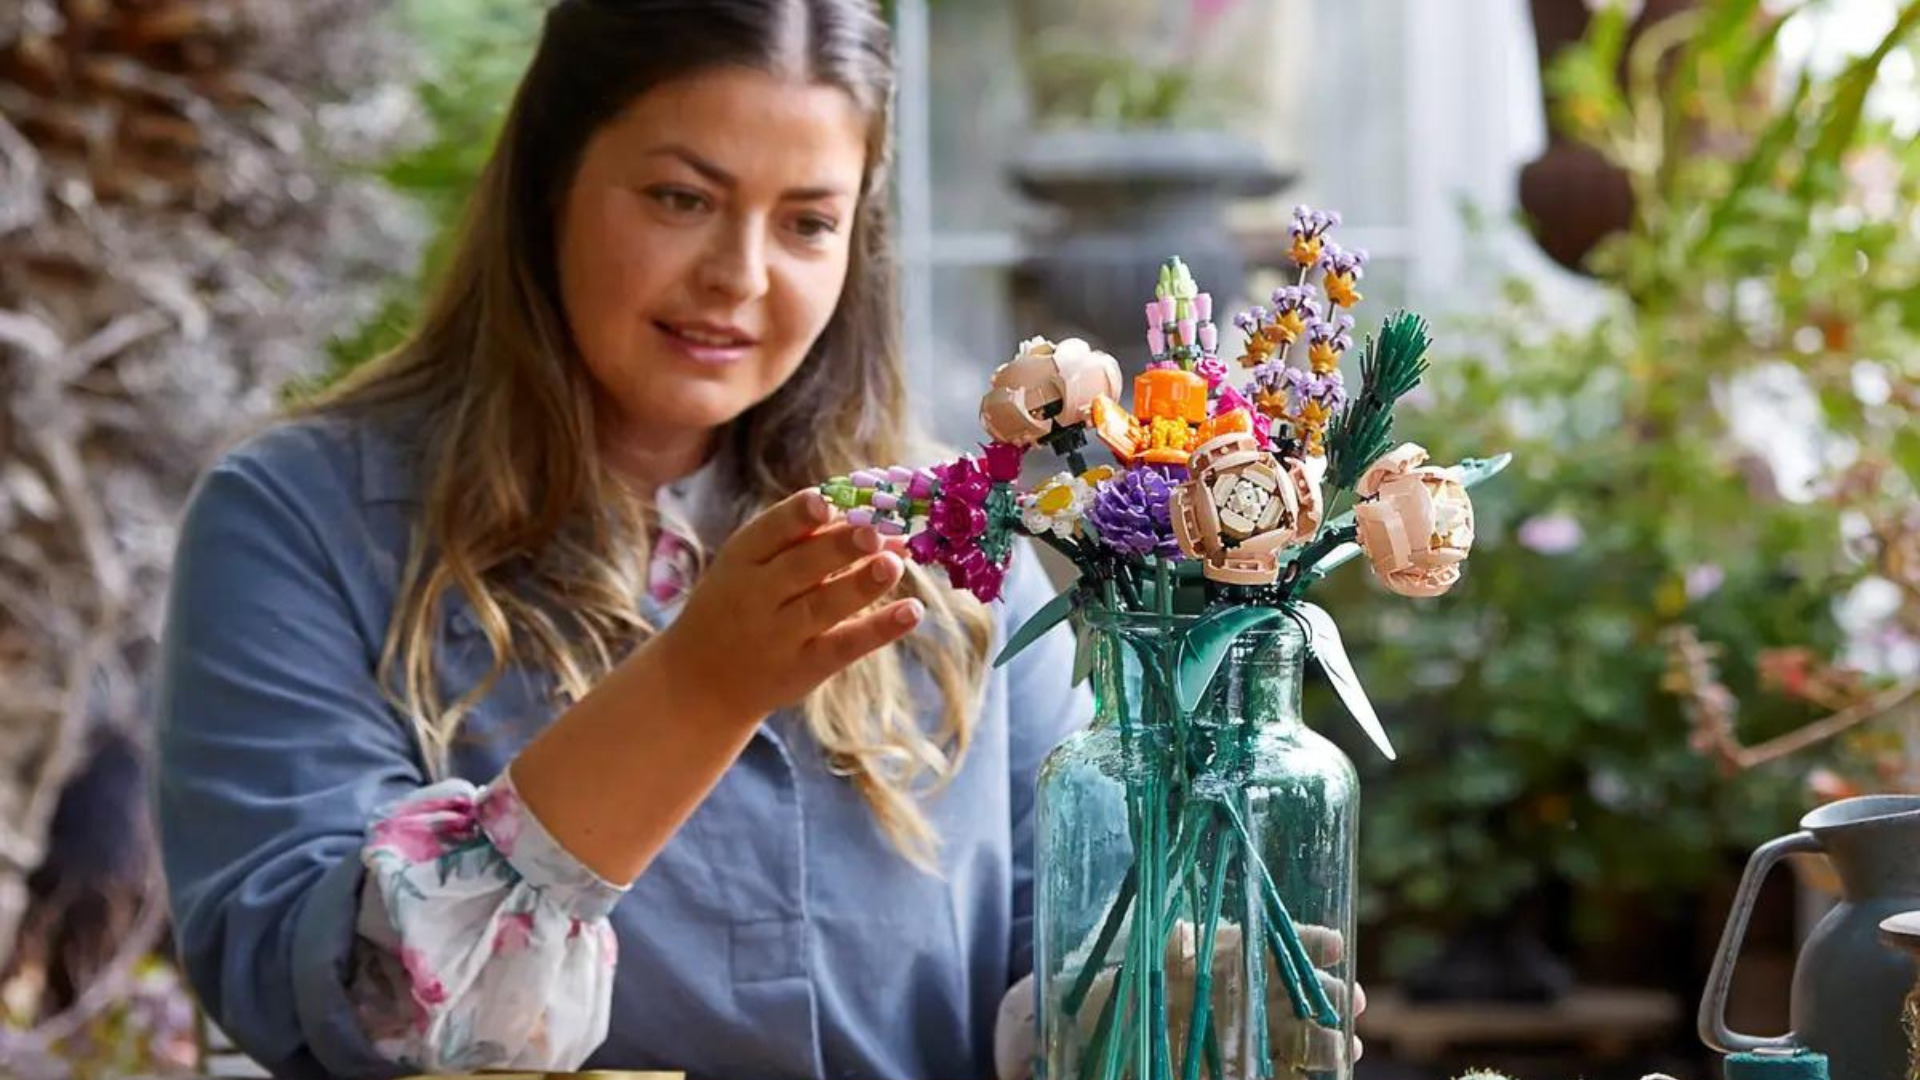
[896,445,1025,603]
[1213,384,1273,448]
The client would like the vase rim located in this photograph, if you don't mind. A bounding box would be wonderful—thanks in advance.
[1078,607,1309,656]
[1080,606,1302,628]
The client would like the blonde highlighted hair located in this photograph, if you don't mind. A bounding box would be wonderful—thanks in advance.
[302,0,991,866]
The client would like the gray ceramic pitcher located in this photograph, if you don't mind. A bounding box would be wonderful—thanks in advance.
[1700,795,1920,1080]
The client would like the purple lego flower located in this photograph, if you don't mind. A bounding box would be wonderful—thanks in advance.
[1301,370,1347,410]
[1269,285,1320,319]
[1290,204,1342,243]
[1252,361,1310,397]
[1086,465,1186,560]
[1319,243,1368,280]
[1307,314,1355,355]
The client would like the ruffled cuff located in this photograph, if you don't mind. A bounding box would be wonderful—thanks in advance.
[348,769,624,1072]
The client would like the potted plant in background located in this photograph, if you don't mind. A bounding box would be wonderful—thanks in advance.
[1006,0,1293,353]
[1321,0,1920,1036]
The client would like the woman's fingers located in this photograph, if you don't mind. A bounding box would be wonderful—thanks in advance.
[792,551,905,632]
[771,522,881,603]
[726,489,833,566]
[1295,924,1345,967]
[1287,1024,1363,1069]
[802,597,923,671]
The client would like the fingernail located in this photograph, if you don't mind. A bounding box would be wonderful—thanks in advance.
[896,599,924,624]
[852,527,881,553]
[805,492,833,523]
[870,552,900,581]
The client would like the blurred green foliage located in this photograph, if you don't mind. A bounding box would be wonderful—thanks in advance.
[1013,0,1257,128]
[1330,0,1920,974]
[314,0,542,384]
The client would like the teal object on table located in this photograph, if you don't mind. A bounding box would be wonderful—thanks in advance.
[1699,795,1920,1080]
[1724,1049,1830,1080]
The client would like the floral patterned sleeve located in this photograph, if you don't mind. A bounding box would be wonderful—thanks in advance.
[344,769,626,1073]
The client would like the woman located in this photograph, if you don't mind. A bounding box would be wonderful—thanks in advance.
[159,1,1081,1076]
[157,2,1358,1077]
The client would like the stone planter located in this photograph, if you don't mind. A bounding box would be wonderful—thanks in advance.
[1009,128,1290,355]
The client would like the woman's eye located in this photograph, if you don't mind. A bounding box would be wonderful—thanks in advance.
[792,214,840,241]
[647,186,710,214]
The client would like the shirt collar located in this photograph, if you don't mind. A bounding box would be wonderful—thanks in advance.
[654,453,733,552]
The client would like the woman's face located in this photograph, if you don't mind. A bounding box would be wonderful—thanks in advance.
[556,66,868,471]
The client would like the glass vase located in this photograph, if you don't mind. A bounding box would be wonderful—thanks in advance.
[1035,610,1358,1080]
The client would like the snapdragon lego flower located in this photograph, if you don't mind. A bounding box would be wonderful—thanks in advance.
[1148,258,1218,368]
[818,464,937,535]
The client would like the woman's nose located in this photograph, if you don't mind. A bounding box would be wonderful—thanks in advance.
[696,219,769,304]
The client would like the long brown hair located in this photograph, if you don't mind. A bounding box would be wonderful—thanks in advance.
[305,0,992,866]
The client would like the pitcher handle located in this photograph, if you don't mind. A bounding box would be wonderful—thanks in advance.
[1699,829,1823,1053]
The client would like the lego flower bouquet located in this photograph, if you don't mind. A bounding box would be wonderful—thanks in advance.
[821,207,1507,1080]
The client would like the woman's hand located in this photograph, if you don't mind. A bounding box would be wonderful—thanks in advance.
[656,488,924,724]
[511,488,925,885]
[1015,920,1365,1080]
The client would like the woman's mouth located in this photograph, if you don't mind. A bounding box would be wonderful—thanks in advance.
[654,320,757,366]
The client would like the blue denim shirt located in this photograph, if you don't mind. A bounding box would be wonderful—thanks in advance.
[155,414,1091,1080]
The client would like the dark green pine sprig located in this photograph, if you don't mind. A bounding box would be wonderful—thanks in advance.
[1326,310,1431,493]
